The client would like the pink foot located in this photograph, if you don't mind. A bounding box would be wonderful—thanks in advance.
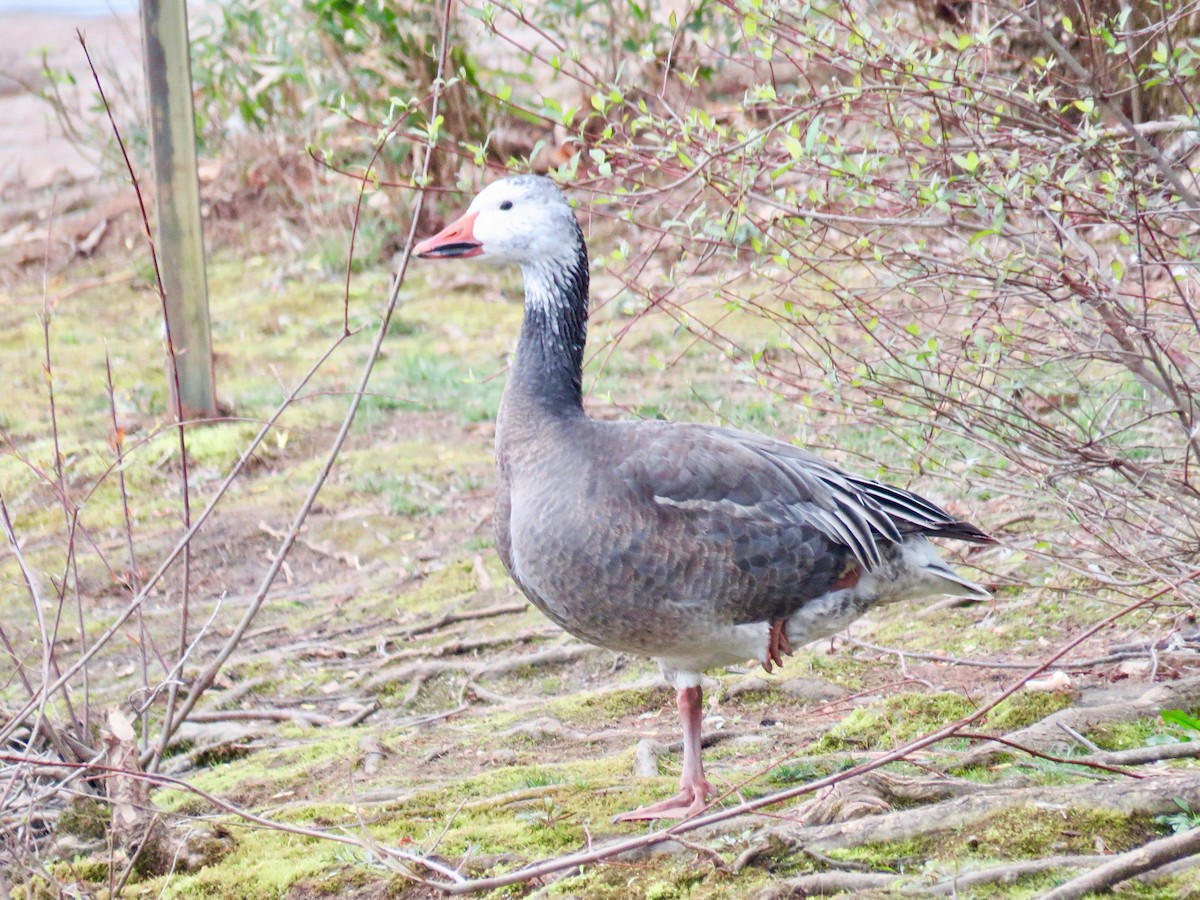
[616,781,715,821]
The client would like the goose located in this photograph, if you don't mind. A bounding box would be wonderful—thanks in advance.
[414,175,993,820]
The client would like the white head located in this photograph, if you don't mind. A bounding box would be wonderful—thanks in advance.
[414,175,582,268]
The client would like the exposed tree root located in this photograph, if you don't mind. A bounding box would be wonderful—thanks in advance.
[755,871,901,897]
[362,641,597,694]
[790,772,991,827]
[763,772,1200,852]
[756,855,1138,897]
[1040,825,1200,899]
[841,635,1183,671]
[476,643,598,678]
[379,627,559,665]
[949,674,1200,771]
[925,855,1113,895]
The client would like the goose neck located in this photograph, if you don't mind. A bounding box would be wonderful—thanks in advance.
[508,244,589,416]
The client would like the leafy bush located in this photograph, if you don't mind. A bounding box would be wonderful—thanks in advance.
[191,0,489,186]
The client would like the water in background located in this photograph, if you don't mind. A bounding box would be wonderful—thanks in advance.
[0,0,138,14]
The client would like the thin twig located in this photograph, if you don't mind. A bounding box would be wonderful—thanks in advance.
[952,731,1143,779]
[841,636,1166,671]
[400,601,530,639]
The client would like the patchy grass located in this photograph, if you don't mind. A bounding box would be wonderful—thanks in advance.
[985,690,1075,732]
[548,685,662,724]
[810,692,975,753]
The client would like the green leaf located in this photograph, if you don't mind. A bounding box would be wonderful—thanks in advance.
[953,151,980,174]
[1162,709,1200,732]
[940,30,971,51]
[804,115,824,154]
[770,162,796,180]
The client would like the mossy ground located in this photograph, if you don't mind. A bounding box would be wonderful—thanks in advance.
[2,228,1196,899]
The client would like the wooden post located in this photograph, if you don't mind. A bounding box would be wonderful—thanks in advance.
[140,0,217,421]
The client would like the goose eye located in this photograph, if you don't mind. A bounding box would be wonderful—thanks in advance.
[499,200,513,211]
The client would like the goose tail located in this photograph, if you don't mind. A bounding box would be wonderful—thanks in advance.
[900,539,991,600]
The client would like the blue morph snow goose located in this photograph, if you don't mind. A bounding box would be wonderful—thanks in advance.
[414,175,992,820]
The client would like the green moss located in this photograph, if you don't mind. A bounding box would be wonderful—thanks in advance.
[1089,718,1170,752]
[152,739,647,894]
[534,856,759,900]
[969,807,1157,857]
[182,421,274,470]
[767,758,852,787]
[548,686,662,725]
[54,857,111,884]
[56,797,108,842]
[811,692,974,752]
[159,730,361,810]
[829,805,1159,885]
[149,829,347,899]
[791,650,869,690]
[284,868,383,898]
[393,558,481,617]
[986,690,1075,732]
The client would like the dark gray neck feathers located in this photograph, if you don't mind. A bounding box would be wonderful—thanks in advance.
[511,220,590,416]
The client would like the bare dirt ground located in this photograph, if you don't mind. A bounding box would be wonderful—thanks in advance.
[0,12,136,191]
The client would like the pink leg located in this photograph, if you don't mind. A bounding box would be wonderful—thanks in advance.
[617,685,716,821]
[762,618,793,673]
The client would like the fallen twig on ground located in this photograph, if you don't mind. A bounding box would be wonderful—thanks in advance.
[924,855,1112,895]
[1040,824,1200,899]
[755,871,900,896]
[952,732,1143,778]
[379,628,558,665]
[399,601,530,640]
[841,635,1189,671]
[761,854,1119,896]
[1083,741,1200,767]
[186,709,336,727]
[363,642,597,697]
[948,674,1200,771]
